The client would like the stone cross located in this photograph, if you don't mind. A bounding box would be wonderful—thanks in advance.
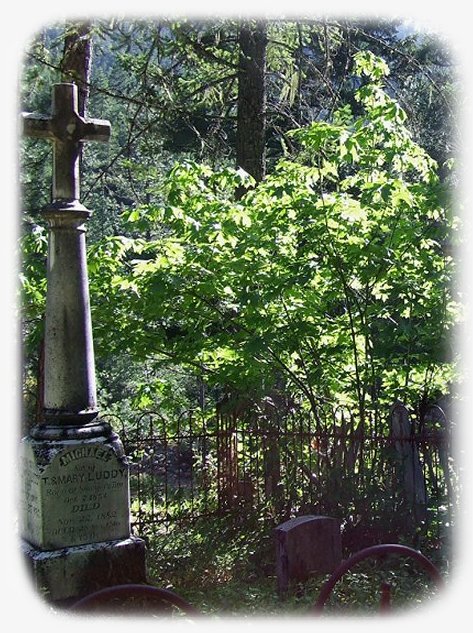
[22,83,110,430]
[22,83,110,204]
[21,84,147,602]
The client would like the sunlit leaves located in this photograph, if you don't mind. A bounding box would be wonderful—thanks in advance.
[354,50,390,81]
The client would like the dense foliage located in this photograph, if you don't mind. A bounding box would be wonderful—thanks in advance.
[68,52,459,423]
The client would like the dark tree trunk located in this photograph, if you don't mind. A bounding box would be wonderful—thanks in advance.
[236,21,267,195]
[60,21,93,117]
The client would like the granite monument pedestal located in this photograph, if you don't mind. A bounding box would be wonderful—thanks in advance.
[21,424,146,602]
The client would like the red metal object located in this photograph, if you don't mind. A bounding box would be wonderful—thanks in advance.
[379,581,392,612]
[71,583,200,616]
[312,543,443,613]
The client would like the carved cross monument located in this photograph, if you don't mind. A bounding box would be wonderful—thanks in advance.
[22,83,109,427]
[20,84,146,603]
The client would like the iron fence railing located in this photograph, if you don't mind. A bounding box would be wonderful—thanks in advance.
[103,402,456,542]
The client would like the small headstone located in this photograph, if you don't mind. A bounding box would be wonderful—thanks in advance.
[274,515,342,597]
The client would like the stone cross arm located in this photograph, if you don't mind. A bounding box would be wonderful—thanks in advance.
[22,112,111,143]
[21,83,111,203]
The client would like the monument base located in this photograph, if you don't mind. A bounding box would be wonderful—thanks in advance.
[22,536,147,603]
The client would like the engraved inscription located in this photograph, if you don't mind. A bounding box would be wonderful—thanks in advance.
[21,444,43,542]
[22,440,131,550]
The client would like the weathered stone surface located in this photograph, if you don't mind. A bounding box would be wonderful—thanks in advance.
[21,434,131,550]
[390,402,427,522]
[22,83,110,203]
[274,515,342,596]
[20,82,147,602]
[22,537,147,602]
[41,210,98,421]
[22,83,111,424]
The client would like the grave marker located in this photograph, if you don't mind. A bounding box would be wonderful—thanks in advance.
[389,402,427,522]
[20,83,146,602]
[274,515,342,597]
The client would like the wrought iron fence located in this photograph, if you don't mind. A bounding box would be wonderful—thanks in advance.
[104,401,456,543]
